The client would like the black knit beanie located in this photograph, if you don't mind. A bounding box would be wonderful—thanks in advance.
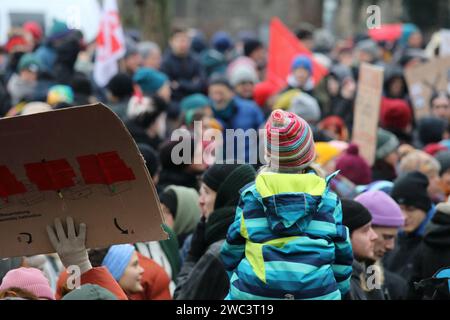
[203,163,256,209]
[341,199,373,235]
[391,171,432,213]
[138,143,160,178]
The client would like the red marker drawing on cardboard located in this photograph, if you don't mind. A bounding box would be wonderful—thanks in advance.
[77,151,136,193]
[25,159,77,199]
[0,166,27,202]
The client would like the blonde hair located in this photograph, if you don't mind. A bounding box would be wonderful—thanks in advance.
[399,150,441,178]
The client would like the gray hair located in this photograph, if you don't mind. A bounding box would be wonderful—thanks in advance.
[138,41,161,60]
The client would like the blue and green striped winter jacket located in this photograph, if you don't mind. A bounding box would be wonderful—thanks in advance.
[220,171,353,300]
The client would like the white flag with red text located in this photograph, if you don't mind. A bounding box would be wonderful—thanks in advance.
[93,0,126,87]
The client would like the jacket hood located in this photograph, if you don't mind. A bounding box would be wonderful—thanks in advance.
[424,209,450,248]
[254,172,328,235]
[165,185,201,237]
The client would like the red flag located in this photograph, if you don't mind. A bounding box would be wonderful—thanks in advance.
[266,18,329,92]
[77,151,135,186]
[0,166,27,198]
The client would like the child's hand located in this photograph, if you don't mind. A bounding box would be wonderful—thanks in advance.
[46,217,92,274]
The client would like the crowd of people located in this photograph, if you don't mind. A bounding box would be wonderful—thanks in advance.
[0,18,450,300]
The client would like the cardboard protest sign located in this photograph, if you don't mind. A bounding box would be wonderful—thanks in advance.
[405,57,450,119]
[0,104,166,259]
[352,63,384,166]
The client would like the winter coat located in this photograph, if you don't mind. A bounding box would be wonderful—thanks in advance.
[214,97,265,163]
[124,118,163,151]
[56,267,128,300]
[160,50,206,103]
[408,204,450,299]
[174,240,229,300]
[349,260,386,300]
[383,206,436,283]
[221,171,353,300]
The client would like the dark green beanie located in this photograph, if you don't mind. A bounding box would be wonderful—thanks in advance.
[376,128,399,161]
[62,284,118,300]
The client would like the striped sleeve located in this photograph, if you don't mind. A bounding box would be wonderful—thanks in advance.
[220,197,247,276]
[330,198,353,296]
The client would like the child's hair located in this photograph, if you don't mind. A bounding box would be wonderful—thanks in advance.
[0,287,39,300]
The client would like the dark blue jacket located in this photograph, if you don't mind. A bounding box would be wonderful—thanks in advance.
[160,50,206,103]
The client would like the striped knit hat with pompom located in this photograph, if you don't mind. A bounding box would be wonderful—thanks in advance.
[265,109,316,172]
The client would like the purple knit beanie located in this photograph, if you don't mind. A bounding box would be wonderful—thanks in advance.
[355,191,405,228]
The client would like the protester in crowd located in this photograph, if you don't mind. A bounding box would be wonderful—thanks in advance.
[157,138,207,191]
[276,89,322,126]
[207,76,264,162]
[7,53,41,106]
[325,64,357,131]
[221,110,353,300]
[380,97,414,145]
[133,67,171,104]
[285,55,315,95]
[416,117,448,148]
[384,172,435,284]
[47,217,128,300]
[434,151,450,198]
[122,38,142,77]
[430,92,450,122]
[228,65,259,100]
[160,27,206,106]
[179,93,213,129]
[336,144,372,186]
[174,163,256,300]
[242,38,266,79]
[138,41,162,70]
[61,284,117,300]
[355,191,408,300]
[372,129,400,181]
[318,116,349,142]
[87,245,171,300]
[159,185,201,247]
[398,150,444,203]
[125,94,168,150]
[341,199,381,300]
[106,73,134,120]
[0,267,54,300]
[383,64,409,100]
[201,31,234,77]
[315,142,357,199]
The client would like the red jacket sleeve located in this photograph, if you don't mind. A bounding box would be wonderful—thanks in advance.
[56,267,128,300]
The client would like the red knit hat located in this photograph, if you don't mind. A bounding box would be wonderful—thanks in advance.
[380,98,412,130]
[336,144,372,185]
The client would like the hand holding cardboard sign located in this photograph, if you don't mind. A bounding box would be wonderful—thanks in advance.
[46,217,92,274]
